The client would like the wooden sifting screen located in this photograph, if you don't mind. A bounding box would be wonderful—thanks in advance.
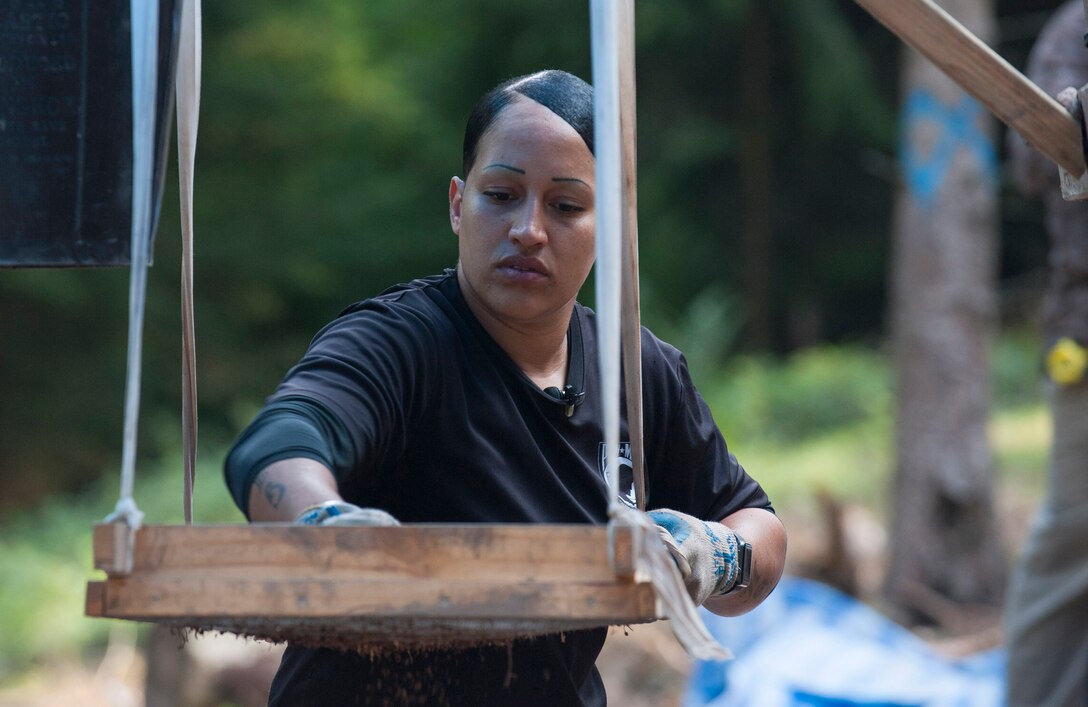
[86,523,660,651]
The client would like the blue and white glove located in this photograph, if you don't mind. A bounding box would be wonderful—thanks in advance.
[295,501,400,527]
[649,509,741,605]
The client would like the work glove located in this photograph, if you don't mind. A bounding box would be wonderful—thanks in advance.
[649,508,741,605]
[295,500,400,527]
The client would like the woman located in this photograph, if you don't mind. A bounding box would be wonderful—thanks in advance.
[225,69,785,706]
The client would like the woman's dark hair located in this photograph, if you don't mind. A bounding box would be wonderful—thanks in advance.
[462,70,594,176]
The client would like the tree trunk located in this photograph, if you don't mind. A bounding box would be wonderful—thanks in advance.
[884,0,1006,623]
[740,3,774,349]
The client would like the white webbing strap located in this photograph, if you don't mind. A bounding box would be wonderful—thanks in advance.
[591,0,729,662]
[590,0,623,519]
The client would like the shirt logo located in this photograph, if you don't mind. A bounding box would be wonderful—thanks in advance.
[598,442,637,508]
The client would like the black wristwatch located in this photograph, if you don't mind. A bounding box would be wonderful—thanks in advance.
[724,530,753,594]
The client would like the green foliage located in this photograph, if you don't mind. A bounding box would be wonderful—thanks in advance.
[780,0,895,145]
[0,504,102,677]
[699,331,1045,450]
[696,331,1049,512]
[733,416,894,514]
[992,329,1045,409]
[990,406,1050,490]
[0,447,244,680]
[705,345,892,444]
[643,282,743,388]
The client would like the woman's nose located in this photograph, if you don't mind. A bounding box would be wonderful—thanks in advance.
[508,199,547,248]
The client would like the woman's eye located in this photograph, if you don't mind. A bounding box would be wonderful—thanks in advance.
[554,201,585,214]
[483,191,514,203]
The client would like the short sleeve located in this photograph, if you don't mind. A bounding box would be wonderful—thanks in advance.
[268,298,438,484]
[642,338,772,521]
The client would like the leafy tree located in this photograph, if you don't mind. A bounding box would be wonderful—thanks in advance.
[0,0,915,507]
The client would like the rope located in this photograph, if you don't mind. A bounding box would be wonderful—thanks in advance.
[177,0,202,525]
[591,0,730,662]
[106,0,159,531]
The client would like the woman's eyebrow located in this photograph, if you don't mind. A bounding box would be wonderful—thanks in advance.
[481,163,589,189]
[482,163,525,175]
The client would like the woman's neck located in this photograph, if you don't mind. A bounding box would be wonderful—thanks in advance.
[458,277,571,390]
[478,310,570,390]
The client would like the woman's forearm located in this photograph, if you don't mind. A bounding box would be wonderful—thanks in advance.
[702,506,787,617]
[247,457,343,522]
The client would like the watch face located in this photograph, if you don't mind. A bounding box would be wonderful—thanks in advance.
[723,533,753,594]
[735,535,752,588]
[739,542,753,587]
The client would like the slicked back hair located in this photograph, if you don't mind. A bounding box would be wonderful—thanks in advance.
[462,70,594,176]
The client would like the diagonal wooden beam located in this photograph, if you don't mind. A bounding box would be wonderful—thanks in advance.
[854,0,1086,177]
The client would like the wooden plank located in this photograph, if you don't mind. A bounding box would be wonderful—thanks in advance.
[92,523,637,581]
[86,523,659,644]
[854,0,1086,176]
[86,577,658,621]
[92,520,137,576]
[85,580,107,617]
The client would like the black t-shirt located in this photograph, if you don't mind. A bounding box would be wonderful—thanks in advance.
[234,270,770,706]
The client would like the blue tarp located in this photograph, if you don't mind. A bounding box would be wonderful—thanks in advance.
[683,577,1005,707]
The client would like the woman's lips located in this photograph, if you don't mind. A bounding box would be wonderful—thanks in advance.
[496,256,549,282]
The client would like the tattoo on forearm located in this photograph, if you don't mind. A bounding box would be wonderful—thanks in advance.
[265,483,286,508]
[255,477,286,509]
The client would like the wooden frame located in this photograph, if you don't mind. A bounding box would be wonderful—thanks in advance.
[86,523,660,649]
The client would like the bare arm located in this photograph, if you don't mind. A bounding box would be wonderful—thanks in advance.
[247,458,344,522]
[702,507,787,617]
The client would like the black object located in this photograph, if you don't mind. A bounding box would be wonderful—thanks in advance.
[1078,86,1088,180]
[544,384,586,416]
[723,530,753,595]
[0,0,179,267]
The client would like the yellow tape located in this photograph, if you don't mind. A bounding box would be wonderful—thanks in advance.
[1046,337,1088,385]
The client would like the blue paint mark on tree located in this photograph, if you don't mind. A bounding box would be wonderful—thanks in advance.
[899,89,997,207]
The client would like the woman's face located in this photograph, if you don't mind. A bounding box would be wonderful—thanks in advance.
[449,97,596,333]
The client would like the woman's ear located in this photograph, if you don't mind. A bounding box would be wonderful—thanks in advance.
[449,177,465,236]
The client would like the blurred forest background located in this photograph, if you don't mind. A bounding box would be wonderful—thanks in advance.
[0,0,1074,702]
